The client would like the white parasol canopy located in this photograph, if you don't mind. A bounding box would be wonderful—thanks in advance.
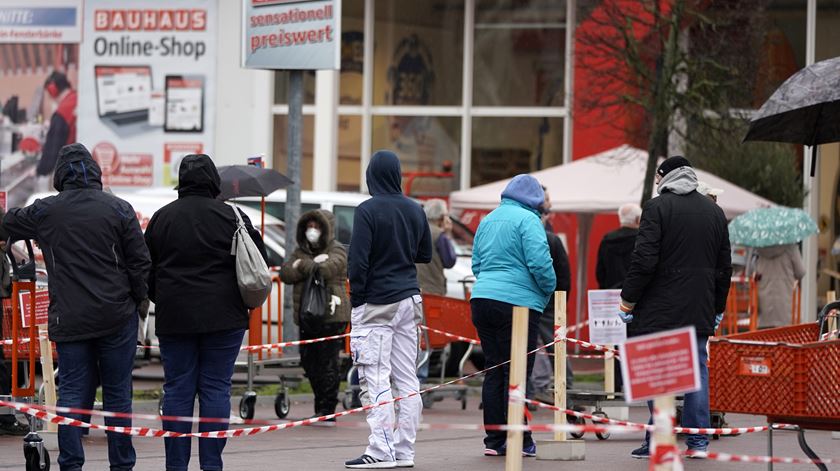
[451,145,772,219]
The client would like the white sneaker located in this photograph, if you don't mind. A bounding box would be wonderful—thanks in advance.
[395,459,415,468]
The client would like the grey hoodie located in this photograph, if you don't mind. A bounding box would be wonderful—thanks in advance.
[658,166,698,196]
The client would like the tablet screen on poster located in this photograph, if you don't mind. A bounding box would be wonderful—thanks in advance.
[164,75,205,133]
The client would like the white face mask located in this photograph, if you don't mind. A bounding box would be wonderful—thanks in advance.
[305,228,321,244]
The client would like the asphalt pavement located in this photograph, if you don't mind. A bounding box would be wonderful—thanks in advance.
[0,391,835,470]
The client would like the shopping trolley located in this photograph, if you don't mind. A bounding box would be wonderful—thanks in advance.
[0,239,49,470]
[709,301,840,471]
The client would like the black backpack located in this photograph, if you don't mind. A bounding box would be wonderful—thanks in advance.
[300,267,327,331]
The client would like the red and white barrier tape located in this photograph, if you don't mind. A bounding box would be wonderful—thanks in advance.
[539,351,609,359]
[519,398,792,436]
[240,333,350,352]
[5,333,351,352]
[419,325,480,345]
[566,338,620,355]
[1,337,40,345]
[684,451,838,465]
[1,338,565,429]
[1,399,648,438]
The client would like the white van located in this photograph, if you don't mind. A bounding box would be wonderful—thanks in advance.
[134,188,369,246]
[23,191,288,267]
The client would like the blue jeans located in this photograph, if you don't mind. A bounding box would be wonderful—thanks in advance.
[158,329,245,471]
[56,319,137,471]
[643,334,710,450]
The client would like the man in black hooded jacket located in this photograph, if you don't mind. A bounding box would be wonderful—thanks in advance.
[3,143,150,471]
[346,150,432,469]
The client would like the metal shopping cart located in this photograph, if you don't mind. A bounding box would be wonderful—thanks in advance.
[236,274,304,420]
[416,294,477,410]
[1,239,50,470]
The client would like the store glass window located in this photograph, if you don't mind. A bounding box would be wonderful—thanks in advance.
[338,115,362,191]
[333,205,356,245]
[273,115,315,190]
[471,117,563,186]
[473,0,566,107]
[373,1,464,106]
[274,71,316,105]
[372,116,461,197]
[817,1,840,62]
[753,1,806,106]
[340,0,365,105]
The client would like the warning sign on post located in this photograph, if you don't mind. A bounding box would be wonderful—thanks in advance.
[20,290,50,328]
[619,326,700,403]
[587,289,626,345]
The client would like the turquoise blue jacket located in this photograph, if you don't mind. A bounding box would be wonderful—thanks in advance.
[470,198,556,312]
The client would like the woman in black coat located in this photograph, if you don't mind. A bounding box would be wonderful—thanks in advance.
[144,154,266,471]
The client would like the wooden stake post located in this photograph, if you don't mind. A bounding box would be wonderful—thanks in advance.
[604,351,615,400]
[536,291,585,461]
[554,293,567,441]
[650,396,682,471]
[38,324,57,433]
[505,306,529,471]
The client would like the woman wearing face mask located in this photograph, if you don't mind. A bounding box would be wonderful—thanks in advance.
[280,209,350,422]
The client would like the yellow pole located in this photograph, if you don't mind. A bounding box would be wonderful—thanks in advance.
[554,291,567,441]
[827,291,837,338]
[505,306,529,471]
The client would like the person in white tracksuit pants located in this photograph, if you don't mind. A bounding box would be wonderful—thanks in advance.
[345,150,433,469]
[350,296,423,466]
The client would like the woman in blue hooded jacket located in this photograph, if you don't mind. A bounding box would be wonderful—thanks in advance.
[470,174,556,457]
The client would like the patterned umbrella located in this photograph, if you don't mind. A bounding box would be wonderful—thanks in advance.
[729,207,818,248]
[744,56,840,176]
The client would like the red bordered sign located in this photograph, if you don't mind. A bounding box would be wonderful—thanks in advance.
[619,326,701,402]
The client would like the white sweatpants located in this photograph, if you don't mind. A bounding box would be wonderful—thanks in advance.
[350,296,422,462]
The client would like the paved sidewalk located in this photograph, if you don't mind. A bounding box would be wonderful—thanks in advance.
[0,395,834,470]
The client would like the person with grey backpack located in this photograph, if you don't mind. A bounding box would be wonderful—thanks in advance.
[144,154,267,471]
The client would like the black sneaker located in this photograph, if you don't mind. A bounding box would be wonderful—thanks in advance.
[345,454,396,469]
[309,414,336,427]
[631,443,650,459]
[0,421,29,436]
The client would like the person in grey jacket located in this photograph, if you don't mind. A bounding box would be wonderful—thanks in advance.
[756,243,805,328]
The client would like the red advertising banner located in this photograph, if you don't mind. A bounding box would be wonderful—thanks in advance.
[92,142,154,187]
[20,290,50,328]
[0,191,6,212]
[619,326,700,403]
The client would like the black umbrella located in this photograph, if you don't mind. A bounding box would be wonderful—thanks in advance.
[217,165,293,200]
[744,56,840,176]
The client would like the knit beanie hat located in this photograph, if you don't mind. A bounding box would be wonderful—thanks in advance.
[656,156,692,177]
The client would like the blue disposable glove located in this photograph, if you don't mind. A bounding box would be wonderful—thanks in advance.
[714,313,724,330]
[617,310,634,323]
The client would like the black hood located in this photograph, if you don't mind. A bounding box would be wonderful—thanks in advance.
[366,150,402,195]
[177,154,221,198]
[53,143,103,192]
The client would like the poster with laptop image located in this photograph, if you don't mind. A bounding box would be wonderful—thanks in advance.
[77,0,217,189]
[164,75,204,133]
[95,65,152,128]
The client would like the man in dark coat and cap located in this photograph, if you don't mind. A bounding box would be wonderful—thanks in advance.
[617,156,731,459]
